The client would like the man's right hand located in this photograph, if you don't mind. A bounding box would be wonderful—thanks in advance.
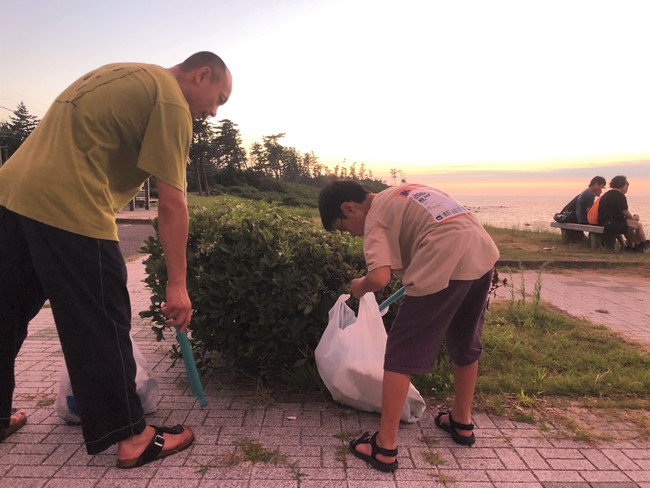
[162,281,192,332]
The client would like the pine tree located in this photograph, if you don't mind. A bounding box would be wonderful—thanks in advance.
[0,102,40,158]
[214,119,247,171]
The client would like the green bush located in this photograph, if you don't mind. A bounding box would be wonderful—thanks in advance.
[140,198,386,381]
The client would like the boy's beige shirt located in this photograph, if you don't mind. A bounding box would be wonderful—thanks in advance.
[363,184,500,296]
[0,63,191,241]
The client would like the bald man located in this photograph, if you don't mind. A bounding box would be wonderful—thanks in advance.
[0,52,232,467]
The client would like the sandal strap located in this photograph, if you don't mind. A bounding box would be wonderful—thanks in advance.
[370,432,398,457]
[349,431,371,449]
[136,424,185,466]
[449,412,474,432]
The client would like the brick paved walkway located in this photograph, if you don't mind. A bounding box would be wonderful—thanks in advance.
[493,270,650,349]
[1,258,648,487]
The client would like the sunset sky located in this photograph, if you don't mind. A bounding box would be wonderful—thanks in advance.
[1,0,648,196]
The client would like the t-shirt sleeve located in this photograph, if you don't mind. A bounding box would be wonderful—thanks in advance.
[364,225,402,272]
[136,102,192,191]
[619,193,629,212]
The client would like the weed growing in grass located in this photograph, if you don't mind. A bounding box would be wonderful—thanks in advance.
[433,471,457,483]
[626,412,650,442]
[287,460,307,482]
[516,389,536,408]
[213,437,309,481]
[548,413,608,444]
[246,381,276,408]
[333,407,355,418]
[418,434,438,447]
[236,439,285,464]
[36,395,56,407]
[422,450,446,466]
[334,430,360,442]
[334,445,349,463]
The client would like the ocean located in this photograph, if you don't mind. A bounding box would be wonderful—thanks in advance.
[458,194,650,232]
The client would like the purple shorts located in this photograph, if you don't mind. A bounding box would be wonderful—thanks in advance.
[384,270,493,375]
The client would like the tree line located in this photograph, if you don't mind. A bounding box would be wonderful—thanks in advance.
[1,102,389,194]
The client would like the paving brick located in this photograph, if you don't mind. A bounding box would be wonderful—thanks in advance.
[580,448,619,470]
[495,448,529,470]
[0,479,48,488]
[5,465,61,478]
[579,470,637,482]
[537,448,588,459]
[147,480,199,488]
[602,449,643,470]
[347,480,398,488]
[43,480,100,488]
[487,469,538,482]
[491,483,543,488]
[588,483,642,488]
[546,458,596,471]
[533,469,585,482]
[627,471,650,482]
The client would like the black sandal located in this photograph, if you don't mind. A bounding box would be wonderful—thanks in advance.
[349,431,398,472]
[435,411,475,446]
[116,424,194,469]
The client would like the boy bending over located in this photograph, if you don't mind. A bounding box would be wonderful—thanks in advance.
[318,181,499,472]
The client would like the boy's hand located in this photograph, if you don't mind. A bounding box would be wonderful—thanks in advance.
[350,266,391,299]
[350,277,366,299]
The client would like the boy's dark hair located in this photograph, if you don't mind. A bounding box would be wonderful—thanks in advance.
[318,180,370,231]
[609,175,628,189]
[589,176,606,186]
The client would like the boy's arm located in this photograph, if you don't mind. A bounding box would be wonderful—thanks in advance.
[350,265,391,298]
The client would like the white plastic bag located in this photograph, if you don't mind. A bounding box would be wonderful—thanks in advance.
[55,337,160,424]
[315,293,426,423]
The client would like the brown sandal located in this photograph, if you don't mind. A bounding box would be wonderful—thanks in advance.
[1,409,27,442]
[116,424,194,469]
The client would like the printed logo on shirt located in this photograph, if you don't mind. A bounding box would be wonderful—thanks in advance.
[396,184,426,198]
[407,187,468,223]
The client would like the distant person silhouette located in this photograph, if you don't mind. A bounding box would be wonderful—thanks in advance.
[597,175,648,252]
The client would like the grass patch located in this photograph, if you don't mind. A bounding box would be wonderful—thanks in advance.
[485,224,650,270]
[478,301,650,397]
[216,438,309,481]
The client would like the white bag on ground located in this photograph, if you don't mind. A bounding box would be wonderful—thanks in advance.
[315,293,426,423]
[55,337,160,424]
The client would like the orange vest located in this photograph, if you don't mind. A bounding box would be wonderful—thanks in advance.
[587,197,601,225]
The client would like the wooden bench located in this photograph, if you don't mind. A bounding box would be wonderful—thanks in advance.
[127,178,157,211]
[550,222,612,250]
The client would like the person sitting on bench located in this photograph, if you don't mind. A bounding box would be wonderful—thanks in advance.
[597,175,648,252]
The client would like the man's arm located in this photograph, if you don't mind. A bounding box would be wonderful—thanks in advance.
[156,179,192,332]
[350,265,391,299]
[623,209,638,221]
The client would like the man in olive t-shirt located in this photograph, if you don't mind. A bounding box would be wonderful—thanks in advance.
[0,52,232,467]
